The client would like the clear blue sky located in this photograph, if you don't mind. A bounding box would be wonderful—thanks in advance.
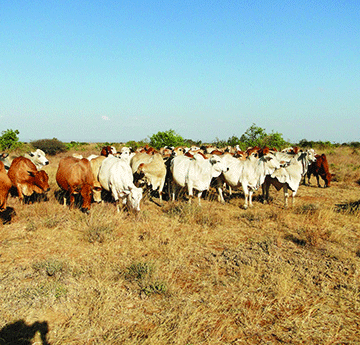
[1,0,359,144]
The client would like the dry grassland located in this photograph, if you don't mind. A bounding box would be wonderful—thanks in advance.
[1,147,360,344]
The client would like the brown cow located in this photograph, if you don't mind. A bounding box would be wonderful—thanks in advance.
[8,157,50,203]
[56,157,95,213]
[100,146,117,157]
[0,161,12,209]
[304,153,331,187]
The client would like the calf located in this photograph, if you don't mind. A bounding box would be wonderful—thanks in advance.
[56,157,95,213]
[8,157,50,203]
[305,154,331,187]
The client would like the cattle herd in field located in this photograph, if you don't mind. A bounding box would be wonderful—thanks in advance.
[0,144,332,223]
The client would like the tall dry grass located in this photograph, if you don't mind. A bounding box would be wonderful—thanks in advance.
[1,147,360,344]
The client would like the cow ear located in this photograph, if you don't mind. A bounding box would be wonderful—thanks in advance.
[28,170,36,177]
[137,163,145,172]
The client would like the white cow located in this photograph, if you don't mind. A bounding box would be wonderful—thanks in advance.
[262,149,317,207]
[1,149,49,170]
[24,149,49,169]
[170,153,228,205]
[218,153,282,209]
[98,156,142,212]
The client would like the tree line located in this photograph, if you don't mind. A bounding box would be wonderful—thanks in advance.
[1,125,359,155]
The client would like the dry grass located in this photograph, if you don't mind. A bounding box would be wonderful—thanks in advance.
[1,147,360,344]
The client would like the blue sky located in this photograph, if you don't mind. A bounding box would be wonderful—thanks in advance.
[1,0,359,144]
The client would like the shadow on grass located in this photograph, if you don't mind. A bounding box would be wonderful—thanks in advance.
[0,206,16,224]
[0,320,50,345]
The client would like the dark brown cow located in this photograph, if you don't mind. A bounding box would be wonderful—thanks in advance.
[56,157,95,213]
[0,161,12,209]
[305,153,331,187]
[100,146,117,157]
[8,157,50,203]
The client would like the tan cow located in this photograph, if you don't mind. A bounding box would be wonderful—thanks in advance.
[131,153,167,204]
[8,157,50,203]
[56,157,95,213]
[89,155,106,202]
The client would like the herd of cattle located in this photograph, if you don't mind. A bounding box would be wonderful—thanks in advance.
[0,144,332,221]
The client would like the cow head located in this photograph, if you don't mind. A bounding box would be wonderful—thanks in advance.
[121,186,143,212]
[209,155,229,177]
[92,186,102,203]
[80,184,93,213]
[31,170,50,193]
[262,154,282,175]
[29,149,49,167]
[0,153,11,170]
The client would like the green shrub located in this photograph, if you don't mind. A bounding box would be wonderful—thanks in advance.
[65,141,89,151]
[0,129,21,150]
[149,129,185,149]
[31,138,67,155]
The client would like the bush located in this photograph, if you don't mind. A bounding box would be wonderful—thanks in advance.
[149,129,185,149]
[31,138,67,155]
[0,129,21,150]
[65,141,89,151]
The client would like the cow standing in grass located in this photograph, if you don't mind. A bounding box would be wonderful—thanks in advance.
[8,157,50,204]
[56,157,95,213]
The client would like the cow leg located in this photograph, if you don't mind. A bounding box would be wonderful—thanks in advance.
[263,181,270,204]
[197,191,202,206]
[291,190,297,206]
[243,188,249,209]
[316,175,321,187]
[69,192,76,209]
[116,200,121,213]
[15,184,25,204]
[187,183,193,204]
[283,185,289,208]
[217,186,225,204]
[248,190,253,207]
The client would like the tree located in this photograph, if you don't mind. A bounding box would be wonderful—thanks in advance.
[240,124,267,148]
[262,131,289,149]
[149,129,185,149]
[0,129,21,150]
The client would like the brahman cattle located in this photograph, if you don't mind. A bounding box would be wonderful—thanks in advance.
[99,156,143,212]
[262,149,317,207]
[0,161,12,209]
[305,153,331,187]
[8,157,50,203]
[24,149,49,169]
[89,156,106,203]
[130,152,167,204]
[218,152,281,209]
[56,157,95,213]
[170,153,228,205]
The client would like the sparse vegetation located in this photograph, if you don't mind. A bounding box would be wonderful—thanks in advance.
[0,145,360,344]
